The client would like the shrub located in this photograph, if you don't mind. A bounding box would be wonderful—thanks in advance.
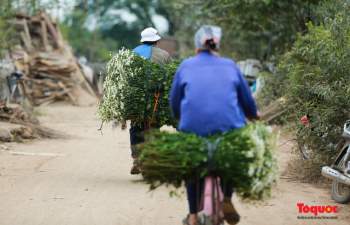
[278,2,350,165]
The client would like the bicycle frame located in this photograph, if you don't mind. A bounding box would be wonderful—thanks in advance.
[202,176,224,225]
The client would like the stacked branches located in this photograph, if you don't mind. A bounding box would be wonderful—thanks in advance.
[0,102,62,142]
[9,12,96,106]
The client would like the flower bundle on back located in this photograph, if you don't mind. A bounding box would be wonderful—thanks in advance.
[139,123,278,201]
[98,48,178,127]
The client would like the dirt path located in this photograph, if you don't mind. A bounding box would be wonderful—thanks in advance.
[0,105,349,225]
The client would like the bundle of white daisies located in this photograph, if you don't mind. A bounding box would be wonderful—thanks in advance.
[98,48,178,127]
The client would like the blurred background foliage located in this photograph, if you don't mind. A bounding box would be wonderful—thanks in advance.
[0,0,347,62]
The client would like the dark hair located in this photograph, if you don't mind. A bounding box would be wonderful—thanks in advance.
[205,39,217,50]
[142,41,158,45]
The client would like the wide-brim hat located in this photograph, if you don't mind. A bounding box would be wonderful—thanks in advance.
[141,27,161,42]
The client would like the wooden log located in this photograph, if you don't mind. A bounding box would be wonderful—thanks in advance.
[20,32,32,51]
[34,73,72,83]
[0,113,12,121]
[23,78,61,89]
[11,126,35,140]
[58,81,77,105]
[0,104,37,125]
[18,80,34,106]
[40,20,49,51]
[41,13,61,49]
[71,60,96,96]
[34,94,59,106]
[34,89,71,105]
[30,13,42,23]
[55,20,65,47]
[15,13,31,20]
[260,97,287,123]
[14,121,65,139]
[22,19,33,51]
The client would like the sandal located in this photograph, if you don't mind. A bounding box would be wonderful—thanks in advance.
[182,215,191,225]
[183,215,205,225]
[130,159,141,175]
[223,198,240,225]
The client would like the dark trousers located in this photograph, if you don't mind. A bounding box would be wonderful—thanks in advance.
[186,178,234,214]
[129,121,161,158]
[129,124,145,158]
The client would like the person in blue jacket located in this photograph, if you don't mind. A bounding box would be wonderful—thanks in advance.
[169,25,259,225]
[130,27,170,175]
[133,27,170,64]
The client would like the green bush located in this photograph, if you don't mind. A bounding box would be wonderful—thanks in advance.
[279,3,350,164]
[256,70,287,109]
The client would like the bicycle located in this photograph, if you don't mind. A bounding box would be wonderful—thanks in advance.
[198,139,225,225]
[7,70,27,104]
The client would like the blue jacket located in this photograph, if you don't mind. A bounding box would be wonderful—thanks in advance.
[169,51,257,137]
[133,44,152,59]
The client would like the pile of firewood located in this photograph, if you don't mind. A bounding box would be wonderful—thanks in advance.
[0,101,62,142]
[9,12,96,106]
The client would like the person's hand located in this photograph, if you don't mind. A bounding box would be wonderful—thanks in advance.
[256,111,261,120]
[247,111,261,121]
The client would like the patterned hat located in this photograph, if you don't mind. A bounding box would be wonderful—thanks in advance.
[194,25,222,49]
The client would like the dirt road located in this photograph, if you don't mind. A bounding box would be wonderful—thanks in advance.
[0,105,349,225]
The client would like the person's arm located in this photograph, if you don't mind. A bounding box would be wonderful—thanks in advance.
[236,68,258,119]
[169,67,184,119]
[165,55,171,64]
[151,47,171,64]
[163,51,171,64]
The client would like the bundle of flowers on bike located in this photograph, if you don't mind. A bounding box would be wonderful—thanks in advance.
[139,122,278,201]
[98,48,179,127]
